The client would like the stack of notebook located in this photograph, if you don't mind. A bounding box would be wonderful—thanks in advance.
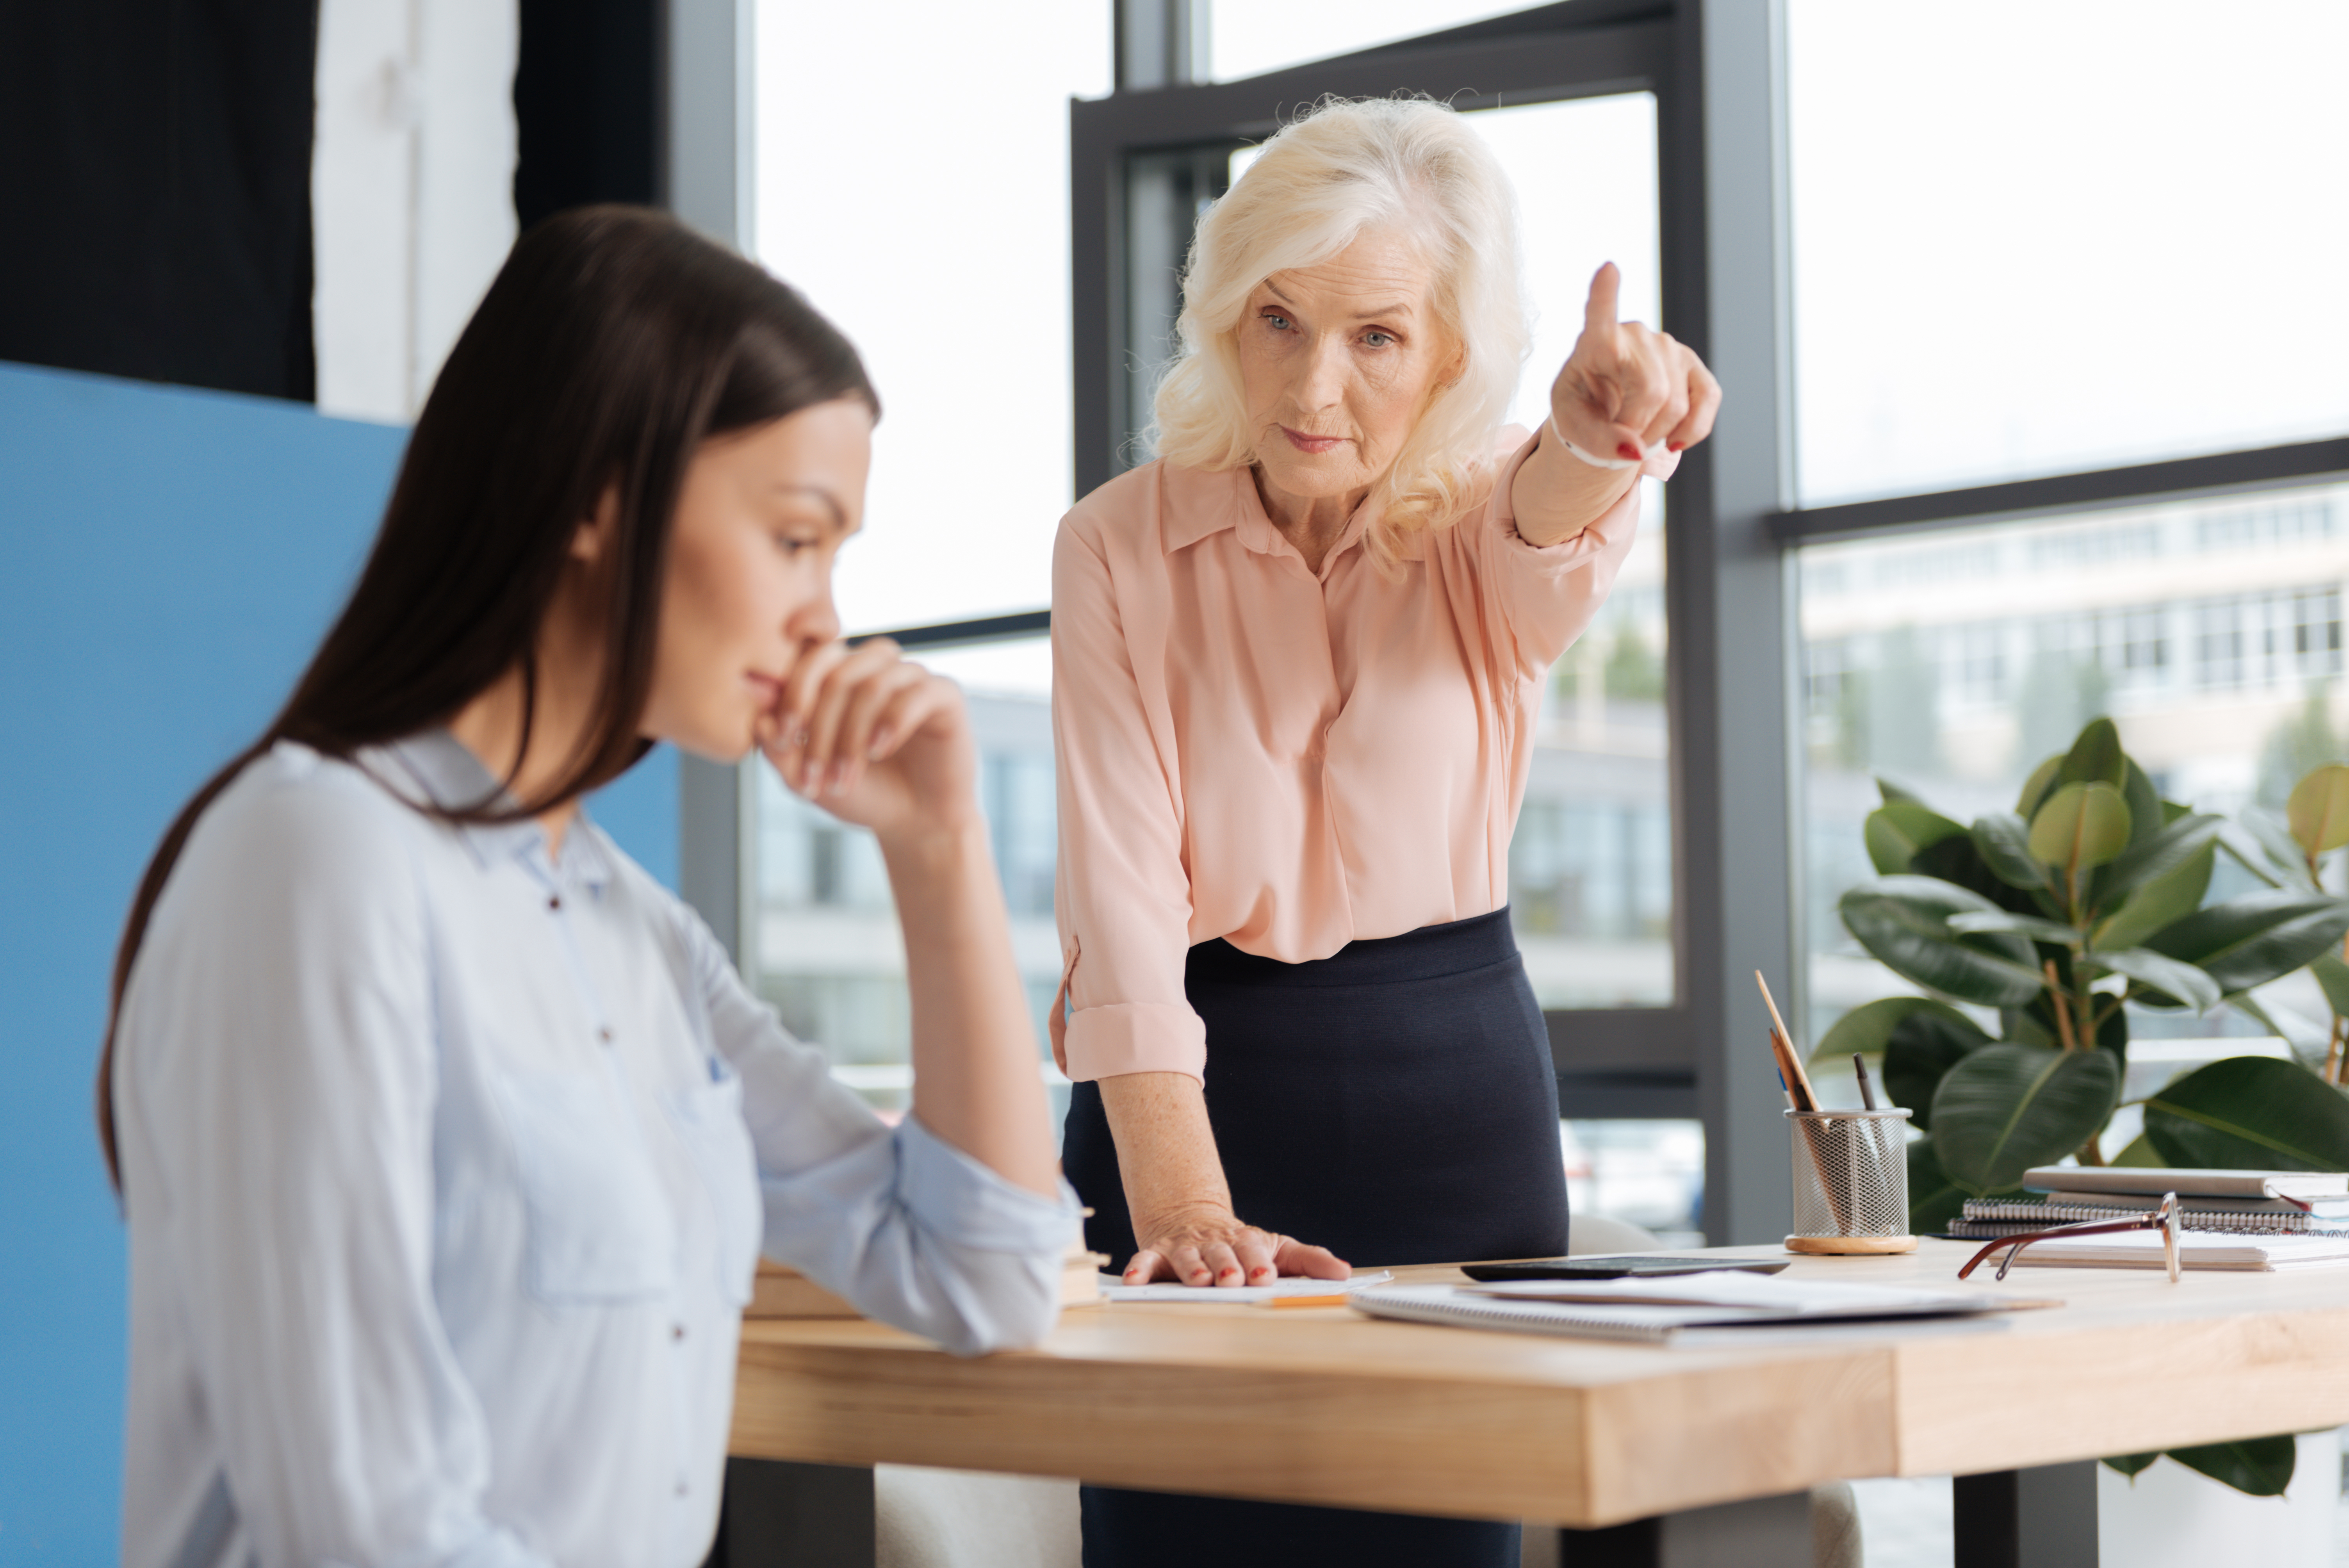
[1946,1166,2349,1242]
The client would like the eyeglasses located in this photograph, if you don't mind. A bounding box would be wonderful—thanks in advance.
[1956,1191,2182,1284]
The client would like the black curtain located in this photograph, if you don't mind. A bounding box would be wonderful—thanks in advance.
[0,0,663,404]
[513,0,660,231]
[0,0,320,401]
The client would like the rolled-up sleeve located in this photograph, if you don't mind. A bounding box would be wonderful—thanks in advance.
[690,912,1080,1355]
[1476,428,1662,674]
[1048,513,1210,1082]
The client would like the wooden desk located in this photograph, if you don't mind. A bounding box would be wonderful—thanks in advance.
[718,1243,2349,1566]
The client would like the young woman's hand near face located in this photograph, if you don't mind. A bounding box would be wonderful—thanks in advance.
[758,635,975,846]
[757,636,1061,1200]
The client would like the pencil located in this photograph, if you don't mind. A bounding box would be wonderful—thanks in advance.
[1262,1293,1352,1309]
[1755,971,1820,1110]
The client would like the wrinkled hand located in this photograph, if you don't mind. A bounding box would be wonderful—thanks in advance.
[1549,262,1721,464]
[756,636,977,843]
[1123,1203,1351,1288]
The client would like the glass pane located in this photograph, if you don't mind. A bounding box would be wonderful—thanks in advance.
[1212,0,1531,81]
[1470,94,1672,1008]
[751,2,1110,632]
[1789,0,2349,505]
[1235,93,1672,1007]
[1798,481,2349,1068]
[1564,1119,1707,1244]
[749,636,1065,1121]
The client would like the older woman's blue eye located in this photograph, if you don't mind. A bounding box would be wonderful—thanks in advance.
[1264,312,1291,330]
[1363,331,1395,347]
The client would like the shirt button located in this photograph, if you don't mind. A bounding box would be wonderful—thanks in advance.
[675,1480,690,1497]
[672,1323,686,1342]
[547,894,562,911]
[599,1028,614,1044]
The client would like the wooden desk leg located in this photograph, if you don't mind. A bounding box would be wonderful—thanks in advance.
[702,1457,877,1568]
[1561,1490,1813,1567]
[1953,1462,2098,1568]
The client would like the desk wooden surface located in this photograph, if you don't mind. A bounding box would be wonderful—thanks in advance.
[729,1242,2349,1528]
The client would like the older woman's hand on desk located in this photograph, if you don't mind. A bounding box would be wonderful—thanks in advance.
[1099,1071,1351,1286]
[1514,262,1722,547]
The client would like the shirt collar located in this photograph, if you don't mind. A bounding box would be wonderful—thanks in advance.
[1160,463,1375,576]
[377,729,613,892]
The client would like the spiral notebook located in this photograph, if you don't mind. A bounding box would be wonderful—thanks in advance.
[1349,1273,2047,1344]
[1949,1198,2349,1240]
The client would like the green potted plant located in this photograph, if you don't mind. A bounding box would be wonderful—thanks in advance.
[1818,718,2349,1504]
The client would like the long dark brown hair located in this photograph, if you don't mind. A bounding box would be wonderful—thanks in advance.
[99,205,877,1190]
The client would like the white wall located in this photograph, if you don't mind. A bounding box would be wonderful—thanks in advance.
[312,0,519,424]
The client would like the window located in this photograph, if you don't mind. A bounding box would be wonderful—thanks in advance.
[1787,0,2349,505]
[1118,87,1677,1011]
[752,0,1110,631]
[1210,0,1536,80]
[748,635,1065,1120]
[1797,479,2349,1043]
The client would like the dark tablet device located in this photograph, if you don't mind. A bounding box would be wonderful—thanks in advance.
[1461,1255,1792,1282]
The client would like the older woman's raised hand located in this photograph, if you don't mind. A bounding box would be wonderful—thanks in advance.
[1548,262,1720,465]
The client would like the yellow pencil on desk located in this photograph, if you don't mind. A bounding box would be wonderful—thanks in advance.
[1260,1290,1352,1308]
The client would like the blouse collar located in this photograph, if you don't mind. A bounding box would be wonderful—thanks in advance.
[377,729,615,891]
[1160,461,1377,579]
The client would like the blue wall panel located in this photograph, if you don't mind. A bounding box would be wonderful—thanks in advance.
[0,361,677,1559]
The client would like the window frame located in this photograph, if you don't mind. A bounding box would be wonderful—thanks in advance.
[702,0,1810,1243]
[1069,3,1745,1131]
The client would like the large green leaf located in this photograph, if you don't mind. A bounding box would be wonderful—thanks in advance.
[2143,1056,2349,1171]
[2121,759,2164,848]
[1840,878,2048,1007]
[1810,996,1978,1062]
[2028,782,2132,873]
[1948,910,2081,946]
[2016,754,2064,818]
[1866,802,1967,875]
[2092,948,2221,1013]
[1877,776,1925,807]
[2003,959,2128,1057]
[2167,1437,2297,1498]
[2056,717,2127,789]
[1930,1045,2121,1194]
[2094,812,2222,912]
[1880,1009,1994,1130]
[2311,951,2349,1018]
[2092,843,2215,953]
[1906,1139,1975,1232]
[2224,810,2317,891]
[1971,812,2051,892]
[2103,1452,2160,1479]
[2147,890,2349,996]
[2287,763,2349,858]
[1910,831,2052,916]
[2109,1131,2163,1166]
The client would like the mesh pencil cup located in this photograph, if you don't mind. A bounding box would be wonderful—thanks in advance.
[1784,1108,1915,1255]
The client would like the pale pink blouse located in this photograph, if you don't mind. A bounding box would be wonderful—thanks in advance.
[1049,427,1664,1083]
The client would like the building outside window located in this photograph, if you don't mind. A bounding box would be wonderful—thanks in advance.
[1788,0,2349,1092]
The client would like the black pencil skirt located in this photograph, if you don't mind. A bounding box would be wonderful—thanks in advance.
[1060,906,1568,1568]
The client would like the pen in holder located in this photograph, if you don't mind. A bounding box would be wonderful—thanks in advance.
[1784,1108,1915,1255]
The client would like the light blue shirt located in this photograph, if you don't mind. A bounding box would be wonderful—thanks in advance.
[114,732,1079,1568]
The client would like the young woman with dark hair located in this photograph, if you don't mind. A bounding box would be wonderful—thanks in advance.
[104,206,1073,1568]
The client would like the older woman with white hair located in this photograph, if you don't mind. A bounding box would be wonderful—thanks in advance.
[1049,97,1719,1564]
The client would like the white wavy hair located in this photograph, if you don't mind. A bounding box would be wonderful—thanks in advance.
[1149,96,1530,573]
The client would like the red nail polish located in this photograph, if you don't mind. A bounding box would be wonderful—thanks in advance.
[1667,440,1685,453]
[1616,442,1641,461]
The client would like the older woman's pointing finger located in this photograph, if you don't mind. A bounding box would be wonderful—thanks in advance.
[1549,260,1722,465]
